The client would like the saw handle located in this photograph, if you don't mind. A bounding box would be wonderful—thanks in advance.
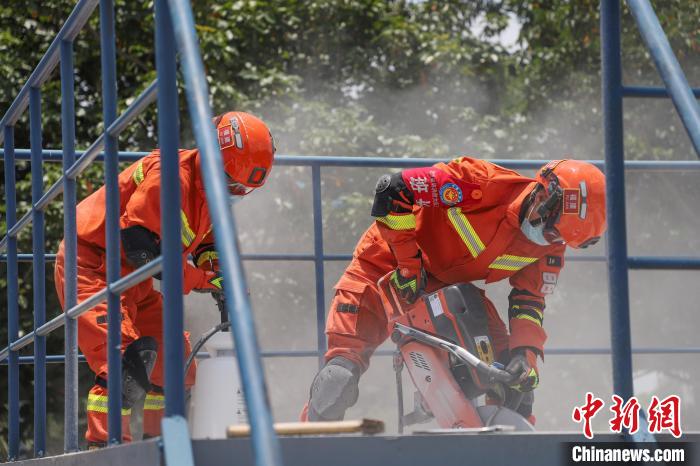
[378,271,412,322]
[475,359,518,385]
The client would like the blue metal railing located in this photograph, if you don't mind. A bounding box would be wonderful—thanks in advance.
[3,153,700,367]
[600,0,700,410]
[2,0,700,461]
[60,35,80,453]
[165,0,282,462]
[1,0,281,464]
[601,0,700,443]
[627,0,700,154]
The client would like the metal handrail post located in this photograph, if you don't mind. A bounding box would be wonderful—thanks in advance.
[4,125,20,460]
[166,0,283,464]
[30,86,47,457]
[99,0,123,444]
[627,0,700,157]
[60,38,80,453]
[601,0,634,402]
[311,164,327,368]
[155,0,186,418]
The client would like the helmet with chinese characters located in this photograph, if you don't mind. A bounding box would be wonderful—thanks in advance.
[213,111,276,196]
[534,159,607,249]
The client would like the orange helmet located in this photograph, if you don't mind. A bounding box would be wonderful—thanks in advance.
[214,111,276,195]
[525,160,607,248]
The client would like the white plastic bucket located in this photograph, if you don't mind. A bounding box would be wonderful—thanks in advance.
[188,331,247,439]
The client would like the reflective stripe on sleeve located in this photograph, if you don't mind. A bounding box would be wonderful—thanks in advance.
[447,207,485,258]
[376,213,416,230]
[511,305,544,327]
[181,210,196,247]
[132,161,145,185]
[488,254,538,271]
[195,250,218,267]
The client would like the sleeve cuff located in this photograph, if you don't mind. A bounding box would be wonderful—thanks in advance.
[509,318,547,359]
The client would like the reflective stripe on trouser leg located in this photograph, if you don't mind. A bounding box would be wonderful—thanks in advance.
[86,385,132,444]
[142,389,165,437]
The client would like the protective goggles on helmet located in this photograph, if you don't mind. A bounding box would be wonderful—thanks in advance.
[523,182,565,245]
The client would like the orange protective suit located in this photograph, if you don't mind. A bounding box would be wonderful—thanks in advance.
[54,149,220,444]
[325,157,566,372]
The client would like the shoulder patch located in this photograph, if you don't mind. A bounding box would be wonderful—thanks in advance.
[546,255,562,268]
[439,182,463,206]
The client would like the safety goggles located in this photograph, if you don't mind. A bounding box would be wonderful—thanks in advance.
[526,184,565,245]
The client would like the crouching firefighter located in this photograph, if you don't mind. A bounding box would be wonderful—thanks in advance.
[54,112,276,447]
[302,157,607,424]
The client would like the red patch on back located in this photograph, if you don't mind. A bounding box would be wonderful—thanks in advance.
[563,188,580,214]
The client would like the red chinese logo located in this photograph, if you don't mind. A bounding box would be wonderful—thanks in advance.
[573,393,682,439]
[572,392,605,439]
[562,188,580,214]
[609,395,641,434]
[648,395,682,438]
[218,125,234,149]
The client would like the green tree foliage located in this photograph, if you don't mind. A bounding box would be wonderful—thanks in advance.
[2,0,700,457]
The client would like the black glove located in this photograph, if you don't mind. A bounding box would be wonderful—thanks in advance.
[506,348,539,392]
[389,253,427,305]
[212,290,228,325]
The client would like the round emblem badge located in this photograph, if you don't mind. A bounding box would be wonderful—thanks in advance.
[439,183,463,206]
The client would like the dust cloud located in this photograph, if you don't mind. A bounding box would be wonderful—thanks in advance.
[183,76,700,436]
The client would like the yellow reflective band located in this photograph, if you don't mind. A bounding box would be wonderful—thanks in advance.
[489,254,538,271]
[514,314,543,327]
[447,208,485,258]
[196,250,218,267]
[86,394,131,415]
[390,270,417,293]
[144,394,165,411]
[512,305,544,320]
[181,210,196,247]
[209,276,224,289]
[132,162,145,185]
[376,214,416,231]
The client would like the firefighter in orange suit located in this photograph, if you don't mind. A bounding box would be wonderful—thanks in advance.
[54,111,276,447]
[303,157,606,423]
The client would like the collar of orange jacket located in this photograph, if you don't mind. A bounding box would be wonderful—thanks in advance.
[505,180,538,230]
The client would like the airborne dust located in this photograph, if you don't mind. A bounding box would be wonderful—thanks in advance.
[183,87,700,435]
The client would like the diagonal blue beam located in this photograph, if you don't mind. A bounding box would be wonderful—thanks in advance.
[627,0,700,157]
[165,0,283,464]
[0,0,98,143]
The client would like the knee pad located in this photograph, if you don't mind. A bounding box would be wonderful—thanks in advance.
[122,336,158,409]
[308,356,360,421]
